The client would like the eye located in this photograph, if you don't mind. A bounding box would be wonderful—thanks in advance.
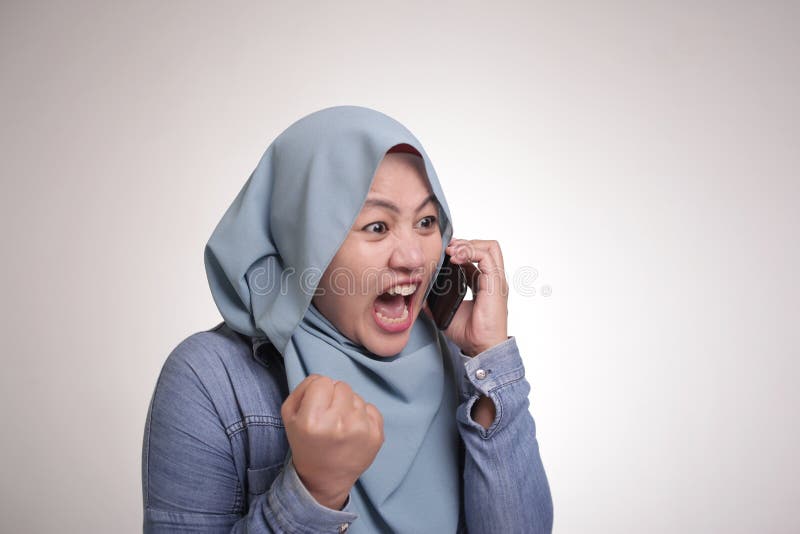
[418,216,437,229]
[363,222,388,234]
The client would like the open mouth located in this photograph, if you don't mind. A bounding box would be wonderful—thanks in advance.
[372,284,418,331]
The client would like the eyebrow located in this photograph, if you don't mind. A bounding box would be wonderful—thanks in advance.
[363,193,437,214]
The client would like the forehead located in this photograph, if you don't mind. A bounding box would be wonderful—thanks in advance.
[362,192,437,215]
[368,153,431,194]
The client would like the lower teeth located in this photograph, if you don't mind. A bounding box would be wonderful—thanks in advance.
[376,302,409,324]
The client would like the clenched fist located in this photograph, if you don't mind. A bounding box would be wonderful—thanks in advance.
[281,374,385,510]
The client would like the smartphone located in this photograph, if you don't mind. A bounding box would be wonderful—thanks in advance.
[426,253,469,330]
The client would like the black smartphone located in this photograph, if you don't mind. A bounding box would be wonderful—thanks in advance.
[426,253,469,330]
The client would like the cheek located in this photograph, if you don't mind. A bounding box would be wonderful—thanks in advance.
[426,237,444,261]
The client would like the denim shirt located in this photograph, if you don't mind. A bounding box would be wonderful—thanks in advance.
[142,322,553,533]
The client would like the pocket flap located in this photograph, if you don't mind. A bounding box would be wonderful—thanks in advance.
[246,463,282,495]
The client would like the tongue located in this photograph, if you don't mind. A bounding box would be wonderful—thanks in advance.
[374,293,406,318]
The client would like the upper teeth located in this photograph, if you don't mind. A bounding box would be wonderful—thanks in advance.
[386,284,417,296]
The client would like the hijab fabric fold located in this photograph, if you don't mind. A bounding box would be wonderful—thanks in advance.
[204,105,460,533]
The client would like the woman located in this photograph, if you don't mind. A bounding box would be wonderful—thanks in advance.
[142,105,553,533]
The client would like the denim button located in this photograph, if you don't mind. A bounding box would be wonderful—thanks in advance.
[339,523,350,533]
[475,368,487,380]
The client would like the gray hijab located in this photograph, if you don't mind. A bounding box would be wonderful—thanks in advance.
[204,105,460,532]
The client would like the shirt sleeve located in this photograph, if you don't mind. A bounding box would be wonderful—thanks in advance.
[142,345,358,533]
[265,455,358,533]
[445,335,554,534]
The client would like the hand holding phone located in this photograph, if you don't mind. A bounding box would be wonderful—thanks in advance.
[426,253,479,330]
[430,239,510,356]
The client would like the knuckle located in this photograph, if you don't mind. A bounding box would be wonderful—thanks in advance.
[310,375,334,389]
[368,404,384,422]
[298,418,325,436]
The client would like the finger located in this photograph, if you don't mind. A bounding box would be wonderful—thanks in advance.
[364,403,385,439]
[473,239,505,274]
[343,392,372,435]
[295,375,336,421]
[329,380,355,416]
[448,242,508,297]
[446,239,480,289]
[281,374,323,418]
[448,239,505,274]
[449,239,504,277]
[351,392,367,414]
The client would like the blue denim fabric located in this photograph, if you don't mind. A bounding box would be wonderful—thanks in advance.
[142,322,553,533]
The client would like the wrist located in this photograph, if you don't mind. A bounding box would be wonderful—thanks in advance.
[467,336,509,357]
[309,488,349,511]
[297,472,352,510]
[471,395,497,429]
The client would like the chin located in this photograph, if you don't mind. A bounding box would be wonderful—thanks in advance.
[364,307,422,357]
[365,332,412,358]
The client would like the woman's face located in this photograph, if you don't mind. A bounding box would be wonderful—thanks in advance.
[312,151,443,357]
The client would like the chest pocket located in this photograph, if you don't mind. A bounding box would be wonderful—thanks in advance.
[234,334,292,505]
[241,418,289,512]
[246,462,284,496]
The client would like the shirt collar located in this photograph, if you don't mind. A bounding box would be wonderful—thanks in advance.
[251,335,283,369]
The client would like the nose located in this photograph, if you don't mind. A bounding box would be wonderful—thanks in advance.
[387,231,425,274]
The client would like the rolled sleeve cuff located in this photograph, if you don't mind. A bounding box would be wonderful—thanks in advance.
[268,457,358,533]
[456,336,525,399]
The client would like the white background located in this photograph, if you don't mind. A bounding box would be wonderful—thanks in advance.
[1,1,798,532]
